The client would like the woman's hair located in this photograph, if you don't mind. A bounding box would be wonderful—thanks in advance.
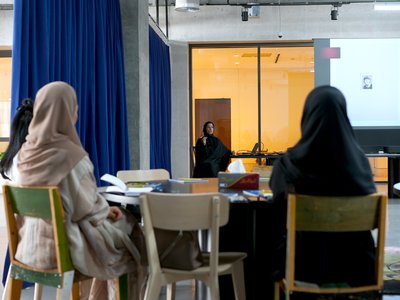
[202,121,215,137]
[0,98,34,179]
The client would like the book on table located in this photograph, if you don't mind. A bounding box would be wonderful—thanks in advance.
[100,173,153,196]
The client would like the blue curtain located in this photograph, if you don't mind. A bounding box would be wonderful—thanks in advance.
[11,0,130,184]
[149,27,172,173]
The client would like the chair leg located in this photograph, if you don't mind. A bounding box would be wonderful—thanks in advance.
[143,274,162,300]
[33,283,43,300]
[116,274,128,300]
[274,282,280,300]
[209,277,220,300]
[2,267,23,300]
[231,261,246,300]
[70,282,80,300]
[56,270,75,300]
[166,283,176,300]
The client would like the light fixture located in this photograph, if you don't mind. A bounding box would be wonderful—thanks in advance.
[241,6,249,21]
[175,0,200,12]
[374,2,400,10]
[331,4,339,20]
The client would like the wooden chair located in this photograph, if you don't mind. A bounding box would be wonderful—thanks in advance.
[274,193,387,300]
[139,192,247,300]
[116,169,170,183]
[2,184,80,300]
[2,183,128,300]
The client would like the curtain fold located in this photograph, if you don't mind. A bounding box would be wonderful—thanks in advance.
[149,27,172,173]
[11,0,130,184]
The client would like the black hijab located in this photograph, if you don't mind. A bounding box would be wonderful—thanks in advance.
[202,121,215,137]
[279,86,376,196]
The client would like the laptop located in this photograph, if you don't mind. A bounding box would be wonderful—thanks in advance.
[236,142,259,155]
[250,142,259,154]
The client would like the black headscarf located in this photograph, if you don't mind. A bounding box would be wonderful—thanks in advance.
[202,121,215,137]
[279,85,376,196]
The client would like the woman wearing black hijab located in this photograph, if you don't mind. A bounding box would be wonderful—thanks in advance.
[193,121,231,178]
[270,86,377,286]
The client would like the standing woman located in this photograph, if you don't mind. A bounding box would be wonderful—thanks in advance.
[16,81,146,299]
[269,86,377,287]
[193,121,231,178]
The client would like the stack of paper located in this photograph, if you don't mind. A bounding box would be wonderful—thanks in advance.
[242,189,273,199]
[101,173,153,196]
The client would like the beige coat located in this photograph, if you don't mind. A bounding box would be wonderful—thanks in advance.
[15,156,147,299]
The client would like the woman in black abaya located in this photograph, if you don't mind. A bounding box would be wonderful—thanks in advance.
[270,86,377,286]
[193,121,231,178]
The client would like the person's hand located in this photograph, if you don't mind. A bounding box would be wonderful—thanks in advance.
[202,136,207,145]
[108,206,123,221]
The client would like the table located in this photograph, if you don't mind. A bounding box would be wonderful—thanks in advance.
[99,178,274,300]
[393,182,400,197]
[231,152,283,166]
[365,153,400,198]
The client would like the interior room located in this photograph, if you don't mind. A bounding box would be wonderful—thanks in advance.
[1,0,400,299]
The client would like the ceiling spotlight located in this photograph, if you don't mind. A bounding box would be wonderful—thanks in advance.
[331,5,339,20]
[175,0,200,12]
[241,6,249,21]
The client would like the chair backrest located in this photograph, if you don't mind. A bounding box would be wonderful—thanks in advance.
[139,192,229,274]
[285,193,387,292]
[116,169,170,183]
[3,183,74,287]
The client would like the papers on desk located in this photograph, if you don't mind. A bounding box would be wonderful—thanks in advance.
[242,189,273,200]
[101,173,153,196]
[169,178,209,184]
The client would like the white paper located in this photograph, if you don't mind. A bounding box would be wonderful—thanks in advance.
[227,159,246,173]
[101,173,127,191]
[101,173,153,196]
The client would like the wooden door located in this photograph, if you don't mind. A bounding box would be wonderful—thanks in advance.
[194,98,231,149]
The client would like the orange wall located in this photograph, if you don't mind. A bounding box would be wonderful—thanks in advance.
[193,68,314,152]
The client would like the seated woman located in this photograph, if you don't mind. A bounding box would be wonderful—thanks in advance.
[269,86,377,287]
[16,81,146,299]
[193,121,231,178]
[0,98,33,288]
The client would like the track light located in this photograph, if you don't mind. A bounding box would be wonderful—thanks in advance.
[331,5,339,20]
[241,6,249,21]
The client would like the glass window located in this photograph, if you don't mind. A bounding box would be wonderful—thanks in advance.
[0,49,12,151]
[260,46,314,152]
[191,43,314,171]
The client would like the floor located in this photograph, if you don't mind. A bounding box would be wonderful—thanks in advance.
[0,183,399,299]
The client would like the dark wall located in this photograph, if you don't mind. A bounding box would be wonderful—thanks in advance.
[354,128,400,153]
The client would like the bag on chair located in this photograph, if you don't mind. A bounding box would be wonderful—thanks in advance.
[154,229,204,270]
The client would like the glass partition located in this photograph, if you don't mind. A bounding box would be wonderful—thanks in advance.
[0,49,12,152]
[260,46,314,152]
[191,43,314,172]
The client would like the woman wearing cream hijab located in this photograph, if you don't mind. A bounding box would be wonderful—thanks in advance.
[17,81,146,299]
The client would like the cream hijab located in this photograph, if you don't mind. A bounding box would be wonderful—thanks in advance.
[18,81,86,185]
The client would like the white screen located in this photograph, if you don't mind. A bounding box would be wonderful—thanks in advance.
[330,39,400,127]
